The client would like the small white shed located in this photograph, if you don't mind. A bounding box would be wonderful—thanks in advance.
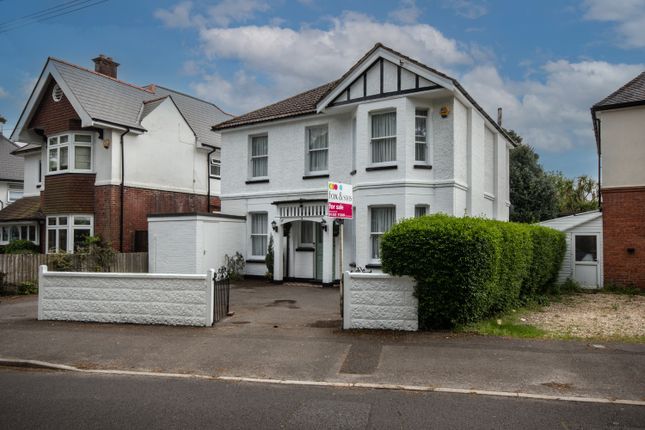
[148,213,246,274]
[540,210,603,289]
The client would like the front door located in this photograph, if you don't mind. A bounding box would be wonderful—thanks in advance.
[573,234,600,288]
[314,224,323,281]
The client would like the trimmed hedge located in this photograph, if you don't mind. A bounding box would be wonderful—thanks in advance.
[381,215,565,329]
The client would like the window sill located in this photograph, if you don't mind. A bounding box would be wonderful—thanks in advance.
[246,258,266,263]
[245,178,269,184]
[365,263,382,269]
[484,192,496,201]
[302,173,329,180]
[413,164,432,170]
[296,246,315,252]
[366,164,397,172]
[45,170,95,176]
[209,176,221,180]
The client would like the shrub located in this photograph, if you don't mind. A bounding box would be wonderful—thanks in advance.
[265,236,274,279]
[76,235,115,272]
[224,252,245,281]
[522,226,566,298]
[4,240,39,254]
[381,214,565,329]
[50,252,74,272]
[17,281,38,295]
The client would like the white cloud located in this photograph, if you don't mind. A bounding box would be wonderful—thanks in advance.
[191,70,277,113]
[154,1,194,28]
[0,87,7,98]
[583,0,645,48]
[207,0,270,27]
[389,0,422,24]
[442,0,488,19]
[462,60,644,152]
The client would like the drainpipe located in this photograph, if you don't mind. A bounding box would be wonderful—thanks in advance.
[119,128,130,252]
[595,117,602,211]
[204,144,217,213]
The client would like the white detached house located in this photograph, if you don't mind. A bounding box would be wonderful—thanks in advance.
[213,43,515,286]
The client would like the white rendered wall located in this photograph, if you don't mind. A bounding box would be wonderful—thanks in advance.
[148,215,245,274]
[343,272,418,331]
[38,265,214,326]
[21,153,40,197]
[0,182,7,208]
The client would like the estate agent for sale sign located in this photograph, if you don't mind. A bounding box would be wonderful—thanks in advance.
[327,182,353,219]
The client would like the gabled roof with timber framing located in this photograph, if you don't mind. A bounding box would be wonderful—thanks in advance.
[213,43,516,145]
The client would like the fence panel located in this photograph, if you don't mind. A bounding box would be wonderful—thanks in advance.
[0,253,148,287]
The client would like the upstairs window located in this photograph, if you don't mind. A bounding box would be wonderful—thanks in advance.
[47,133,93,173]
[250,135,268,178]
[371,111,396,163]
[7,184,23,203]
[210,158,221,179]
[306,125,328,173]
[415,109,428,162]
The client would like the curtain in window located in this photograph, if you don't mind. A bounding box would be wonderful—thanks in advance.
[415,205,428,217]
[251,136,268,177]
[370,207,395,259]
[75,146,91,170]
[308,127,328,172]
[251,213,268,256]
[371,112,396,163]
[415,115,427,162]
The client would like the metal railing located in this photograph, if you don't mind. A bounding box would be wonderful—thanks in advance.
[213,267,230,323]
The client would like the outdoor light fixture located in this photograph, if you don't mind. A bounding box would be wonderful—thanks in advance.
[271,220,278,232]
[320,218,328,232]
[440,106,450,118]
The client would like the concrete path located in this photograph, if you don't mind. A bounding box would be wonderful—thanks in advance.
[1,284,644,403]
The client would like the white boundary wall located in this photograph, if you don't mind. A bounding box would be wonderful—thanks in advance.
[343,272,418,331]
[38,266,214,327]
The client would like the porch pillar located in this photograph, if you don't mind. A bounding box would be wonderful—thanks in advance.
[322,217,334,287]
[273,223,284,283]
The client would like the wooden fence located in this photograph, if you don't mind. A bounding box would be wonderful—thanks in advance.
[0,253,148,287]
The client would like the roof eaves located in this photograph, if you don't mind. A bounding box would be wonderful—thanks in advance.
[213,109,317,131]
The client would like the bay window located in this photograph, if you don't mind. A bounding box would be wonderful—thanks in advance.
[306,125,328,173]
[47,133,93,173]
[250,135,268,178]
[250,212,268,257]
[371,111,396,163]
[46,215,93,253]
[415,109,428,162]
[370,206,396,260]
[0,224,37,244]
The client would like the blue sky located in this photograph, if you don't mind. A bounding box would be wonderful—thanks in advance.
[0,0,643,178]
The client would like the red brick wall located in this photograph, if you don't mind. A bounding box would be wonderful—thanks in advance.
[29,80,84,136]
[95,185,221,252]
[602,186,645,289]
[43,174,96,213]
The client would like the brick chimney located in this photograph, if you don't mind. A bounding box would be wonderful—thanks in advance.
[92,54,119,79]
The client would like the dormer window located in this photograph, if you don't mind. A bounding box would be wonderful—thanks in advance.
[47,133,93,174]
[52,84,63,102]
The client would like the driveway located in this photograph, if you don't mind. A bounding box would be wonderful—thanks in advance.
[224,280,341,329]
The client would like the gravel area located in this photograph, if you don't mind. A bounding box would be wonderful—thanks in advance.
[521,293,645,339]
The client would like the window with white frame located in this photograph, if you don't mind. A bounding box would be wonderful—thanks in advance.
[371,111,396,164]
[250,135,268,178]
[415,205,429,217]
[370,206,396,260]
[46,215,93,253]
[7,184,23,203]
[415,109,428,162]
[0,224,37,244]
[300,221,314,245]
[209,158,221,178]
[47,133,93,173]
[306,125,328,173]
[250,212,268,257]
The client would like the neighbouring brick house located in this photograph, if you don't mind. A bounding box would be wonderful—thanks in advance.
[0,55,231,253]
[592,71,645,289]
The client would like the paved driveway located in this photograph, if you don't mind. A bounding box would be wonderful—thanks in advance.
[224,280,341,329]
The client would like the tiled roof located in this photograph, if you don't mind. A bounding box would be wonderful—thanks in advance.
[212,43,515,144]
[594,71,645,109]
[0,135,24,182]
[0,196,42,222]
[20,58,231,145]
[11,143,41,156]
[213,81,338,130]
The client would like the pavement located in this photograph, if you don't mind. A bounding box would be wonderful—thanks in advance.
[1,281,644,404]
[2,368,644,429]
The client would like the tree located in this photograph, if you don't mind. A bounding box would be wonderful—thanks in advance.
[550,172,599,216]
[507,129,559,223]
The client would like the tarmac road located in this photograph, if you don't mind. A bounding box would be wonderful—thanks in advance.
[1,367,643,430]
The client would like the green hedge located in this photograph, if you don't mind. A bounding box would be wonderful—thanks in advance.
[3,240,40,254]
[381,215,565,329]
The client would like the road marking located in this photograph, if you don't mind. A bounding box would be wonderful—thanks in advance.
[1,357,644,407]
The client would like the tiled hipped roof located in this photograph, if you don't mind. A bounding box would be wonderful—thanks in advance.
[0,196,42,222]
[594,71,645,109]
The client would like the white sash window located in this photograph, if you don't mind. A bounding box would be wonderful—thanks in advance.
[371,111,396,163]
[250,213,268,257]
[307,125,328,173]
[415,109,428,162]
[250,135,268,178]
[370,206,396,259]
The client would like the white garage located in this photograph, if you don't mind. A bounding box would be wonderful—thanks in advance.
[540,210,603,289]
